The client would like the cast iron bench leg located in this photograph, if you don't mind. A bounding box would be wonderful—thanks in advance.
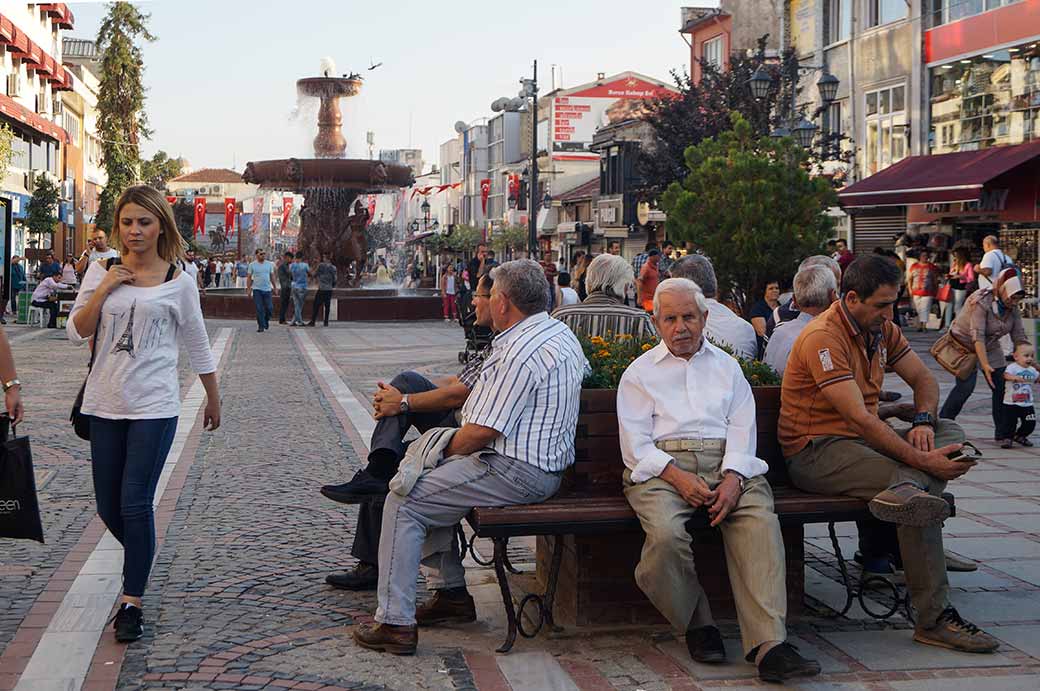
[517,535,564,638]
[827,521,904,620]
[492,537,518,653]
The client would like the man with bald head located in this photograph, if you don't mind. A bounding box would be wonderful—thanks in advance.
[617,278,820,683]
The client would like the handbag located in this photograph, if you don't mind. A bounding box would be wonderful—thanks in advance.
[936,282,953,303]
[70,258,119,441]
[930,330,978,380]
[0,416,44,543]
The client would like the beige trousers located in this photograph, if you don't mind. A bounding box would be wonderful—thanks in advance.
[785,419,964,628]
[623,449,788,654]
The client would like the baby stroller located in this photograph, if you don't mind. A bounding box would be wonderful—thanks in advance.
[457,303,492,364]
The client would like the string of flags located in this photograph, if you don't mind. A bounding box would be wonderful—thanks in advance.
[409,182,461,200]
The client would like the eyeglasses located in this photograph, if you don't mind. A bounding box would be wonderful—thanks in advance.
[474,293,492,298]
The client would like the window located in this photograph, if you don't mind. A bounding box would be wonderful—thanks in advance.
[702,36,724,70]
[826,0,852,44]
[824,101,844,137]
[63,110,82,147]
[866,0,908,28]
[863,85,907,176]
[928,0,1022,27]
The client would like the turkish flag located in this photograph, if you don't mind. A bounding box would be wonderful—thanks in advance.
[480,178,491,213]
[366,194,376,225]
[192,197,207,236]
[224,198,236,237]
[282,197,294,228]
[165,195,176,204]
[252,197,263,234]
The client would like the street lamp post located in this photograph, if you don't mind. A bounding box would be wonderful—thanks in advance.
[492,60,540,258]
[750,60,839,150]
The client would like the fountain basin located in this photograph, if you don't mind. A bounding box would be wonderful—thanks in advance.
[297,76,363,99]
[201,288,443,322]
[242,158,414,193]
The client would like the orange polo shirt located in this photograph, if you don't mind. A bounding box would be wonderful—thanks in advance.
[779,300,912,457]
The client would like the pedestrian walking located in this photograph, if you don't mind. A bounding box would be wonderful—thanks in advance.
[75,230,120,276]
[976,235,1014,290]
[67,185,221,643]
[221,256,233,287]
[205,257,216,288]
[440,264,458,321]
[248,249,276,332]
[999,343,1037,448]
[235,255,249,289]
[213,257,224,287]
[9,256,25,319]
[308,253,336,327]
[942,247,975,329]
[939,268,1030,435]
[290,251,311,326]
[277,251,294,324]
[909,251,940,331]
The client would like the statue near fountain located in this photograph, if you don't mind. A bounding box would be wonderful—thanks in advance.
[243,59,414,286]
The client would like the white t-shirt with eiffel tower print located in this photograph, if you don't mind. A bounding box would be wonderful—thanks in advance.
[67,260,217,419]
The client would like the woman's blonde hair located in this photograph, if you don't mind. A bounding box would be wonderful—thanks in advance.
[110,185,186,263]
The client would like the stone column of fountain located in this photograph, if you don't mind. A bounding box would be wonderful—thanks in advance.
[243,60,415,287]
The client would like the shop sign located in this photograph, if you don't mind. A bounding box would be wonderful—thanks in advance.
[924,189,1009,215]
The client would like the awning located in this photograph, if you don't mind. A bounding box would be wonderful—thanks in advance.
[838,140,1040,208]
[0,94,69,143]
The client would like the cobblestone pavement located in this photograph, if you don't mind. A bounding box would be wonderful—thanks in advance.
[0,319,1038,691]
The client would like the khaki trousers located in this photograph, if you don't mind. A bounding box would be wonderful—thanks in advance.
[623,449,788,654]
[785,419,965,628]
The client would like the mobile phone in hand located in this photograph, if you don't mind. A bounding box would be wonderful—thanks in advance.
[947,441,982,463]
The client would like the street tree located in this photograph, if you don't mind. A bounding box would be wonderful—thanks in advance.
[490,225,528,259]
[95,2,155,231]
[172,199,194,241]
[24,174,61,239]
[0,123,16,185]
[140,151,184,190]
[661,113,836,317]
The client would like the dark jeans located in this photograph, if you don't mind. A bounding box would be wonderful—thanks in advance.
[310,289,332,325]
[89,416,178,597]
[278,284,292,322]
[10,288,19,315]
[1001,404,1036,440]
[940,365,1007,436]
[352,371,458,566]
[253,289,273,330]
[31,300,59,328]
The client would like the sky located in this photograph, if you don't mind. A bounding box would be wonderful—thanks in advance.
[66,1,710,173]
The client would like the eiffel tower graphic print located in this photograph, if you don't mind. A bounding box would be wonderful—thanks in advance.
[112,300,137,358]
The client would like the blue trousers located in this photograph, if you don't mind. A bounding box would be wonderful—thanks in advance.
[253,289,273,330]
[89,416,178,597]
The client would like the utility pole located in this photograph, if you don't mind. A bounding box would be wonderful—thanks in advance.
[528,60,538,259]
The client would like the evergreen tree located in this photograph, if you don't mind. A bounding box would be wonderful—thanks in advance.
[95,2,155,231]
[140,150,184,190]
[24,175,61,237]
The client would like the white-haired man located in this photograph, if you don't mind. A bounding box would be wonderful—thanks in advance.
[617,277,820,683]
[353,259,588,655]
[763,265,838,377]
[553,253,657,340]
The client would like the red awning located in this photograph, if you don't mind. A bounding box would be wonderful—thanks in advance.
[8,26,29,55]
[0,93,69,143]
[838,140,1040,208]
[40,4,74,29]
[0,16,12,42]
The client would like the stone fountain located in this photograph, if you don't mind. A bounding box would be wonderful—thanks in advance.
[242,61,415,286]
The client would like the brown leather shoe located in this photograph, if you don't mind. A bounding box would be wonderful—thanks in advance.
[352,622,417,655]
[415,590,477,626]
[869,483,950,527]
[914,606,999,653]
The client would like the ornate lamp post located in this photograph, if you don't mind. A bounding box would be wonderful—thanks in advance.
[749,61,840,150]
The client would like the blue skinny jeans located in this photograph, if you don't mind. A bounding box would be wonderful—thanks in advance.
[89,416,178,597]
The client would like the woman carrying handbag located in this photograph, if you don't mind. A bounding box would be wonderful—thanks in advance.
[67,185,221,643]
[938,268,1029,437]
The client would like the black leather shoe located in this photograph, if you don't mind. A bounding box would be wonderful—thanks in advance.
[686,625,726,663]
[326,563,378,591]
[757,642,821,683]
[320,469,389,504]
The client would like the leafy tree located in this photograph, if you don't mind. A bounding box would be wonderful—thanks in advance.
[365,221,397,252]
[0,123,16,185]
[24,175,61,237]
[490,225,528,258]
[140,150,184,190]
[661,113,836,317]
[95,2,155,230]
[172,199,194,241]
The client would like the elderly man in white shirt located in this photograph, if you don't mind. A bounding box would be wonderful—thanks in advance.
[617,278,820,683]
[763,265,838,376]
[669,255,757,359]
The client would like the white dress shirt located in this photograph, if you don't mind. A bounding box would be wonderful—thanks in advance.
[704,298,757,360]
[617,339,768,483]
[763,311,815,377]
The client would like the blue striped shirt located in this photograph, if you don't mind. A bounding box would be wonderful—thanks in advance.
[461,312,589,472]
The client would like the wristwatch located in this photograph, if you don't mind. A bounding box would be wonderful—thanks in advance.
[724,470,747,493]
[399,394,410,413]
[3,379,21,392]
[911,411,936,429]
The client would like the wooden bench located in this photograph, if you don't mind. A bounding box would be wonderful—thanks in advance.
[465,387,954,653]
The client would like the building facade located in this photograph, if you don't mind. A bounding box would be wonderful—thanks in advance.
[378,148,424,178]
[680,3,782,82]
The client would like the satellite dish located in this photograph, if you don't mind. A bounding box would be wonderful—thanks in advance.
[490,97,508,112]
[454,121,468,134]
[508,97,526,111]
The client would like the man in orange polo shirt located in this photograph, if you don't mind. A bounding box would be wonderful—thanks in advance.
[780,255,998,654]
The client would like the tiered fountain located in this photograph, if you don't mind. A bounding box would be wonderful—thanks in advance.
[201,60,441,322]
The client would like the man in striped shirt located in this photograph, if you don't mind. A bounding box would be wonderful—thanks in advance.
[354,259,588,655]
[321,274,496,592]
[553,253,657,341]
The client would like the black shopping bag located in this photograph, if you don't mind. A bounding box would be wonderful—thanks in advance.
[0,424,44,543]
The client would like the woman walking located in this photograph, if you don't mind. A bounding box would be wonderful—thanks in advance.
[909,251,940,331]
[939,268,1029,438]
[943,247,975,328]
[8,256,25,322]
[440,264,458,321]
[68,185,221,643]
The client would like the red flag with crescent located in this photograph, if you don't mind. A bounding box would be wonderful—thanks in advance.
[282,197,294,228]
[224,198,236,237]
[480,178,491,213]
[165,195,176,204]
[367,194,377,225]
[192,197,206,236]
[252,197,263,234]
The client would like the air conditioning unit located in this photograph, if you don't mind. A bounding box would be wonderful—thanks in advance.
[24,171,35,192]
[61,179,74,200]
[7,74,21,98]
[53,100,63,117]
